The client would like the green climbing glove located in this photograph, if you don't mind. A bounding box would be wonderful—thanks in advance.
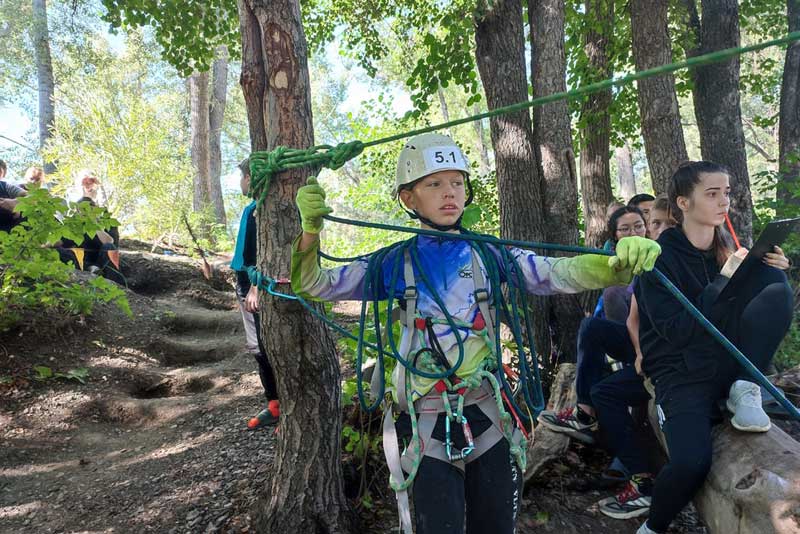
[609,236,661,275]
[296,176,333,234]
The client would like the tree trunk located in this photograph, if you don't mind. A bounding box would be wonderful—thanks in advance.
[471,104,491,175]
[682,0,754,244]
[437,87,451,123]
[189,71,212,214]
[31,0,55,174]
[630,0,688,195]
[648,401,800,533]
[529,0,583,364]
[616,144,636,201]
[579,0,615,248]
[475,0,549,361]
[778,0,800,218]
[209,45,229,226]
[237,1,353,532]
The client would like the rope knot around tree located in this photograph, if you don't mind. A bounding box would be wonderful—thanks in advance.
[248,141,365,206]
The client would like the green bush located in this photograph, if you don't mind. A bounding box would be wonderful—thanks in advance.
[0,188,131,330]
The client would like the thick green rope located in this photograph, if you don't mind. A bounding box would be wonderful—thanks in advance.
[247,31,800,204]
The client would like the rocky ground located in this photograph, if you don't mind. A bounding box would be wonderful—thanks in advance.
[0,244,794,533]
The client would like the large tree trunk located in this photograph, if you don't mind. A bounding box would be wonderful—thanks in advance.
[648,402,800,533]
[616,144,637,200]
[529,0,583,364]
[189,71,212,214]
[31,0,55,174]
[209,45,229,226]
[683,0,754,244]
[778,0,800,219]
[475,0,549,361]
[578,0,615,248]
[237,1,353,532]
[630,0,688,195]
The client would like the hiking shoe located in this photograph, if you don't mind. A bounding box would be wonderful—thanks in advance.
[538,406,597,444]
[247,400,280,429]
[598,475,653,519]
[727,380,771,432]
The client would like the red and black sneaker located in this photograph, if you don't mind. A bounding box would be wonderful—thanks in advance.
[598,475,653,519]
[247,399,280,430]
[537,405,597,444]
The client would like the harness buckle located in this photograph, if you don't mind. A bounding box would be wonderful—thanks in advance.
[474,288,490,303]
[404,285,418,301]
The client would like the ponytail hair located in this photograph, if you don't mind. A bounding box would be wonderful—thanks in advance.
[667,161,735,267]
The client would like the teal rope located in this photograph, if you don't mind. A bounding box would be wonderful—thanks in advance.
[316,214,800,421]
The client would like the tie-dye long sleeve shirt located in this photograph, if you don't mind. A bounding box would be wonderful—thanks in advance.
[292,234,629,400]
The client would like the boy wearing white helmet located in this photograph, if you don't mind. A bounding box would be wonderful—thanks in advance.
[291,133,660,533]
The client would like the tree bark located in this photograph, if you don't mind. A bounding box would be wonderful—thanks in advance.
[237,1,353,532]
[616,144,636,201]
[578,0,615,248]
[471,104,491,175]
[778,0,800,218]
[209,45,229,226]
[31,0,55,174]
[475,0,549,361]
[189,71,212,214]
[630,0,688,195]
[529,0,583,364]
[525,363,575,480]
[682,0,754,244]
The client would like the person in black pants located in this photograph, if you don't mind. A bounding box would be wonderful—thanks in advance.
[630,161,793,534]
[538,206,647,443]
[231,158,279,428]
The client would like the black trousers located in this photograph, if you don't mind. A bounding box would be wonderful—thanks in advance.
[396,405,521,534]
[646,264,793,533]
[236,271,278,401]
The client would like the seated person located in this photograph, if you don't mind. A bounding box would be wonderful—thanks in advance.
[0,180,27,233]
[539,206,648,442]
[22,166,47,190]
[627,193,655,229]
[599,164,792,533]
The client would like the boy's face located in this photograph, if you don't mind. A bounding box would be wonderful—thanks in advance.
[399,170,466,229]
[634,200,654,222]
[240,172,251,196]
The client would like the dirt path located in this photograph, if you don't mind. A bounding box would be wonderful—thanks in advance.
[1,252,278,533]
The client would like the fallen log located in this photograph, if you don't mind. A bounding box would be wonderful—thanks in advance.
[525,363,576,482]
[648,398,800,533]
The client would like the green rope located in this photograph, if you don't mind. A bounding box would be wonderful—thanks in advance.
[249,141,364,206]
[247,31,800,202]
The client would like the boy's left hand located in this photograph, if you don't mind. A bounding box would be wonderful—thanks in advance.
[609,236,661,275]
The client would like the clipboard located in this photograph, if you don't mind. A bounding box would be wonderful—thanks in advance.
[718,217,800,299]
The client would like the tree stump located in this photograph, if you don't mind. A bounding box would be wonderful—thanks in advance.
[525,363,576,482]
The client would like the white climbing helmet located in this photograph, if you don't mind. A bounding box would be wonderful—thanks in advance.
[393,133,470,198]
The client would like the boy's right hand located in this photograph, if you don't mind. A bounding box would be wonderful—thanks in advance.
[296,176,332,234]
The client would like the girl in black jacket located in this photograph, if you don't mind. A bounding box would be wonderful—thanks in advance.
[633,161,792,534]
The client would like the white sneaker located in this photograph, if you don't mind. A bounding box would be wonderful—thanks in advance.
[726,380,771,432]
[636,521,659,534]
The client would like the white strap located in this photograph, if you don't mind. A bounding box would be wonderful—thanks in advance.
[470,249,496,343]
[382,408,414,534]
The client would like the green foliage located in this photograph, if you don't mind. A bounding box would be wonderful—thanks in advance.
[40,31,196,243]
[100,0,239,75]
[33,365,90,384]
[0,189,131,330]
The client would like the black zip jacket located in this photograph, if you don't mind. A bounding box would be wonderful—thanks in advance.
[635,227,729,383]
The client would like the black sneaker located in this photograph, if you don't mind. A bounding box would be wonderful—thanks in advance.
[598,475,653,519]
[537,406,597,444]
